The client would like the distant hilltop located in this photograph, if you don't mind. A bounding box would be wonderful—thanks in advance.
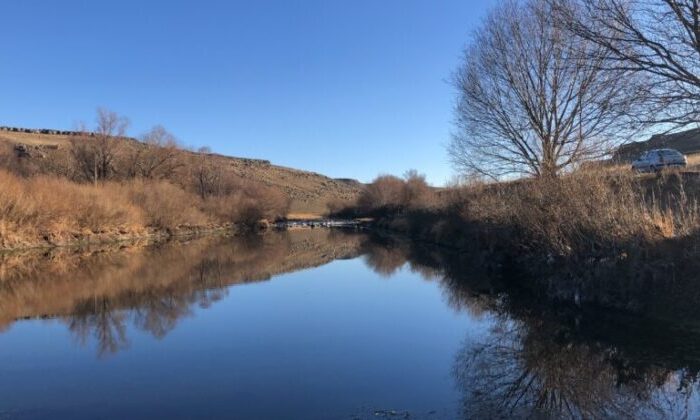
[0,125,93,137]
[0,125,362,215]
[0,125,273,166]
[613,128,700,162]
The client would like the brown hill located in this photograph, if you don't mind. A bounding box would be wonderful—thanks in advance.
[0,127,362,215]
[613,128,700,162]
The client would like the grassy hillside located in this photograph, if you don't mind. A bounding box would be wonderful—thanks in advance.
[0,128,362,215]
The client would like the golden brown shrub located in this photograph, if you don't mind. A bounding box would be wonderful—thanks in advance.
[401,170,436,210]
[0,168,291,248]
[358,175,406,214]
[357,171,437,215]
[0,170,144,247]
[121,180,209,229]
[198,177,289,224]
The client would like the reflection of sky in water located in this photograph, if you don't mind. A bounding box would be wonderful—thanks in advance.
[0,251,492,419]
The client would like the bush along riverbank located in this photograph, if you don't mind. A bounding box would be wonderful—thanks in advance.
[0,170,288,250]
[340,170,700,277]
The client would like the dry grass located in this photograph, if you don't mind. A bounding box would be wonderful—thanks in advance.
[0,169,291,249]
[363,170,700,259]
[120,180,209,229]
[198,180,289,225]
[684,153,700,170]
[489,172,697,255]
[0,171,144,247]
[287,212,325,220]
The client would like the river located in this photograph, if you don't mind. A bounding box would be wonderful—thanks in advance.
[0,229,698,419]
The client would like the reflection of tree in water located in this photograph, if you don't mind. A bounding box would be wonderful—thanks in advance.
[456,318,624,418]
[131,288,228,339]
[61,247,237,356]
[361,237,445,281]
[3,229,366,357]
[362,242,407,277]
[68,299,129,357]
[453,314,700,419]
[130,257,234,339]
[9,228,700,417]
[67,286,229,357]
[360,234,700,419]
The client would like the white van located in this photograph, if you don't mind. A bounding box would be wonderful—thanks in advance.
[631,149,687,172]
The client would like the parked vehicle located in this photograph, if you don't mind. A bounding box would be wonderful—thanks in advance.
[631,148,687,172]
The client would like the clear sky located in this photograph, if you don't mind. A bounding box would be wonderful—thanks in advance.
[0,0,496,184]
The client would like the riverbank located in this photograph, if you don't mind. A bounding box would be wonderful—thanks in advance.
[354,170,700,269]
[363,228,700,335]
[0,169,291,251]
[0,210,368,252]
[0,224,244,253]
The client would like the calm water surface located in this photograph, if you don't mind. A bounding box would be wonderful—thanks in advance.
[0,230,699,419]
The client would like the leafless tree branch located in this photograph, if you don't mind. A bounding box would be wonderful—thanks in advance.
[449,0,644,178]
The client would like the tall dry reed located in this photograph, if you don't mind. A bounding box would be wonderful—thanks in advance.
[0,170,289,248]
[367,170,700,258]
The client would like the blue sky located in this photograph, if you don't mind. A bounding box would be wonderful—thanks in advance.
[0,0,496,184]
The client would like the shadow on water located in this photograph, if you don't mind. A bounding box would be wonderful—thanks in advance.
[2,229,700,417]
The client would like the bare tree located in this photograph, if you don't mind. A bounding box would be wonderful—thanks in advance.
[71,108,129,184]
[123,125,183,180]
[553,0,700,127]
[449,0,641,179]
[192,146,223,199]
